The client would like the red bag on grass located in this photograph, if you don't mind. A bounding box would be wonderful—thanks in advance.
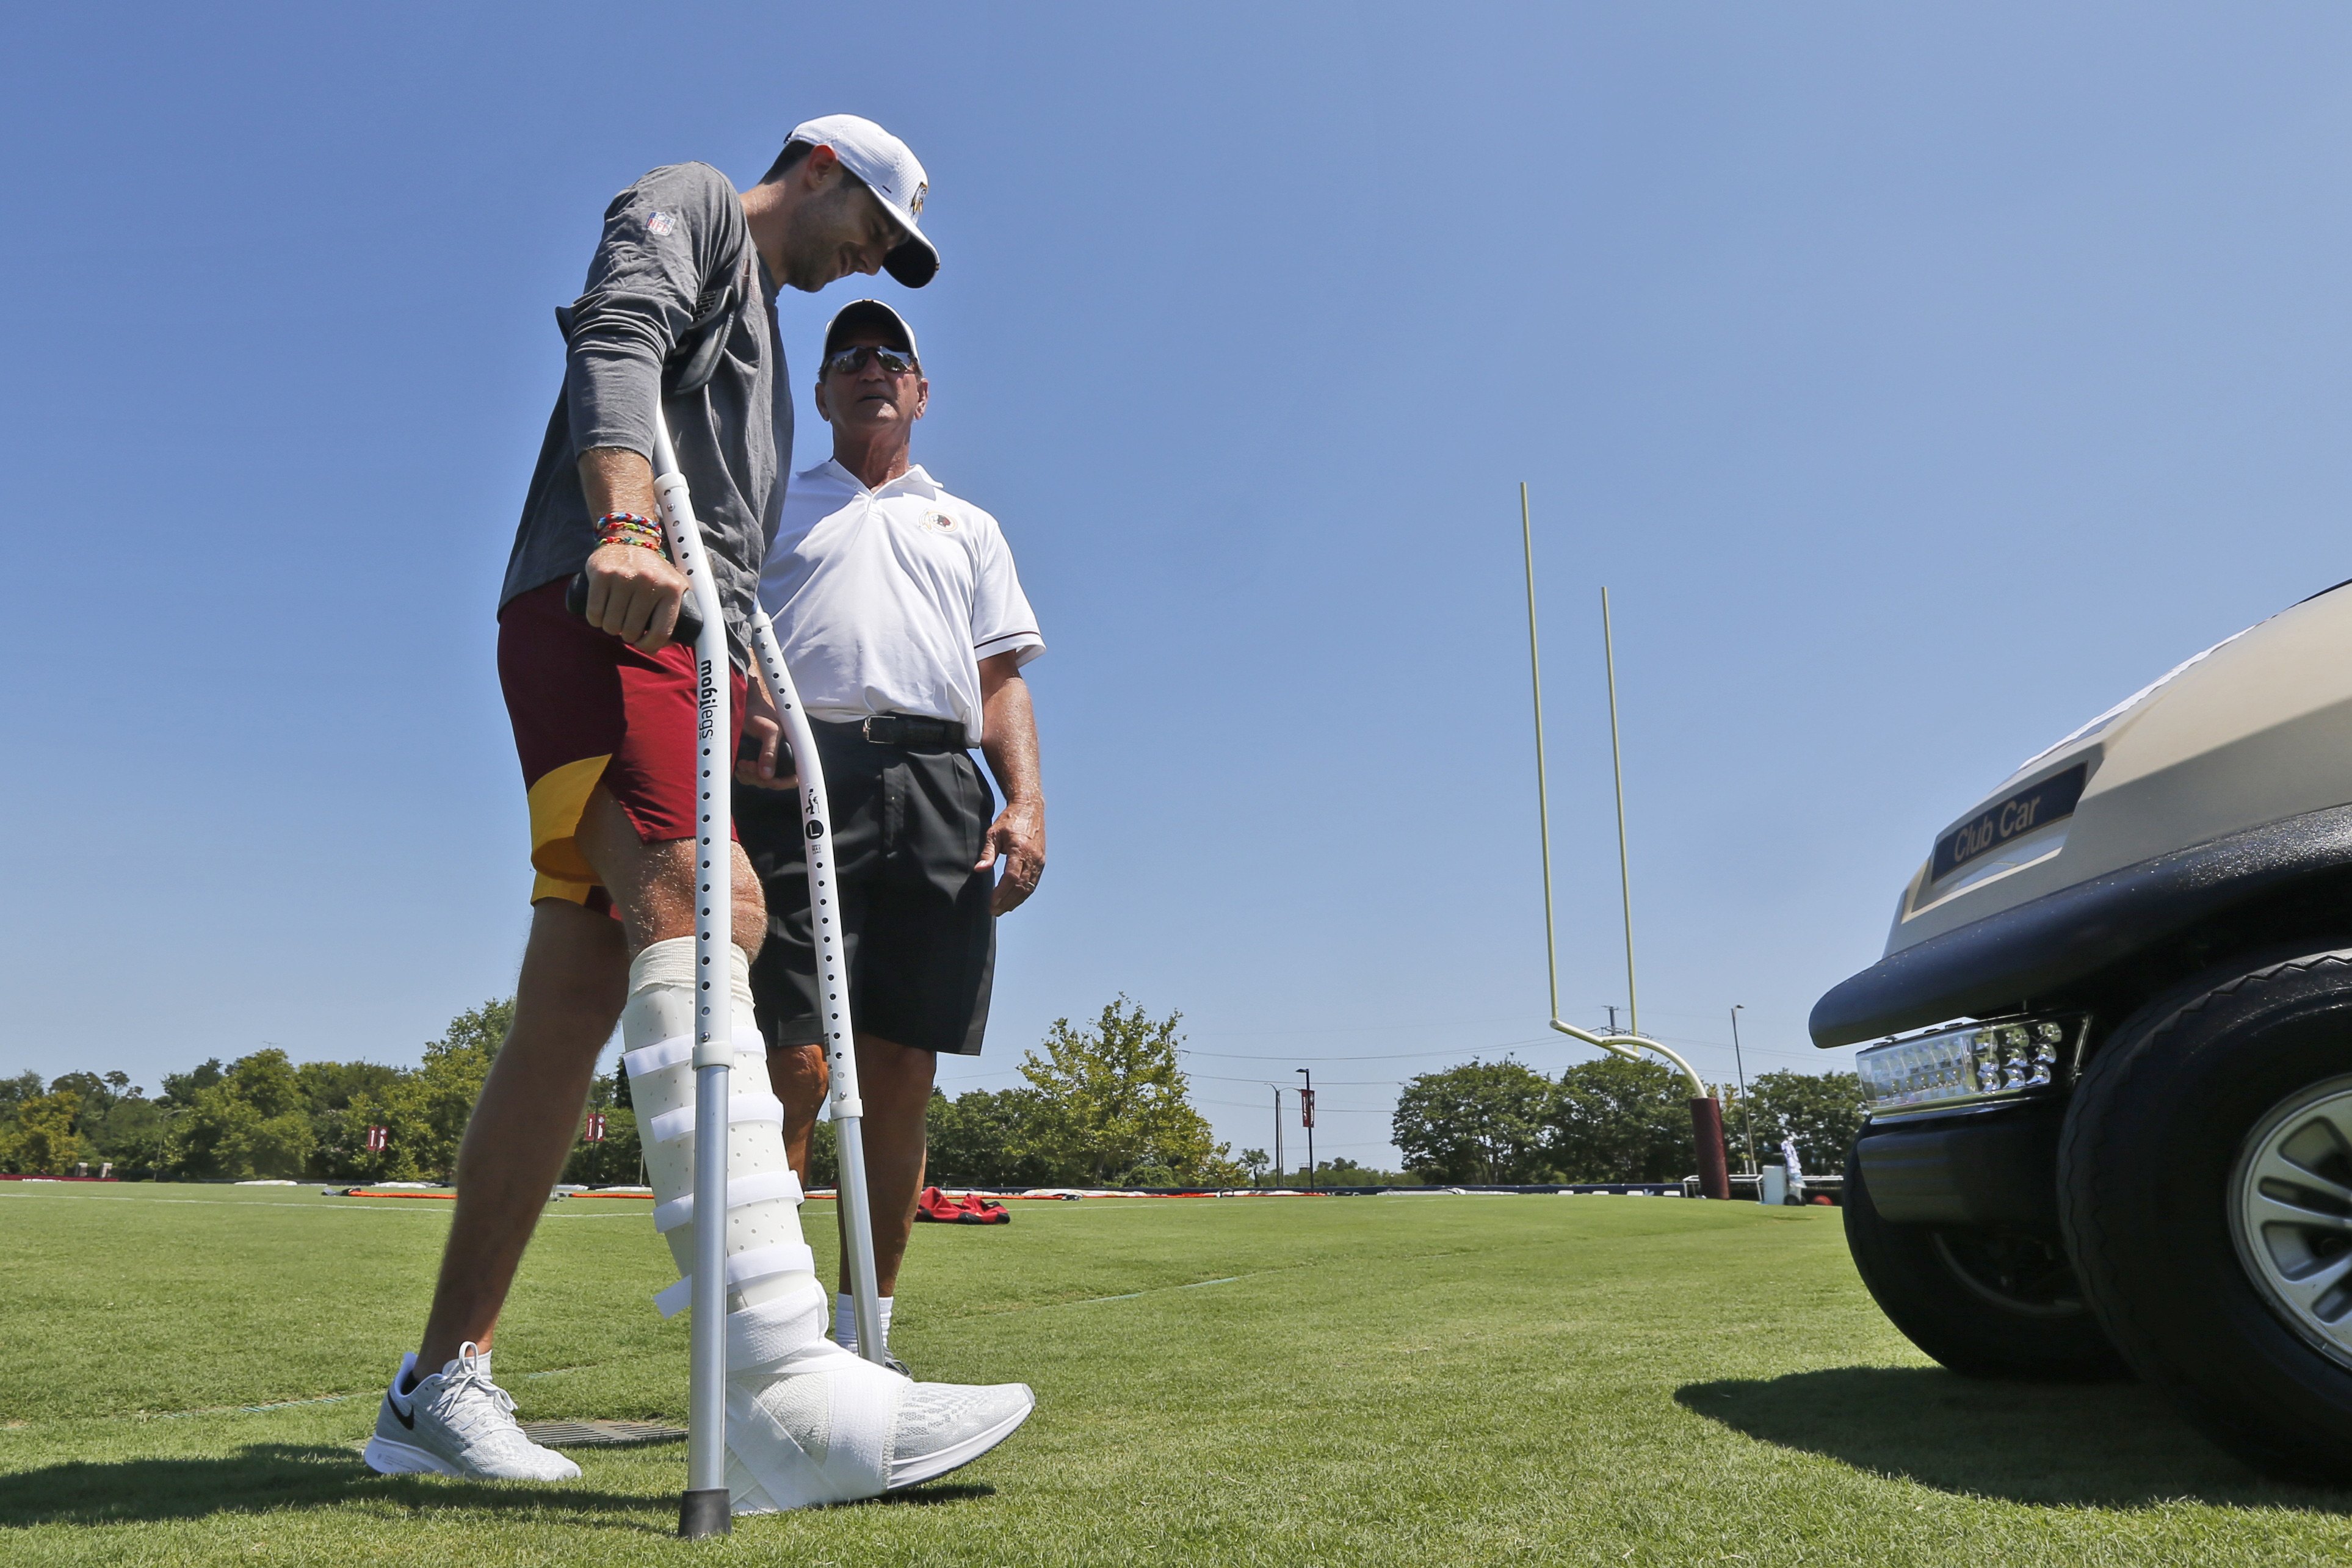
[913,1186,1010,1224]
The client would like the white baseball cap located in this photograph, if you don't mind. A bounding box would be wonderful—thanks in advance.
[822,299,920,364]
[784,114,937,288]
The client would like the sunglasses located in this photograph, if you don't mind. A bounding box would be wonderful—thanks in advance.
[822,343,919,377]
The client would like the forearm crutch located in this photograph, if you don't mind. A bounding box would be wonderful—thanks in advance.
[644,410,738,1538]
[745,609,888,1368]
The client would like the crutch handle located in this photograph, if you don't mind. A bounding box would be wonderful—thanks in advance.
[563,571,706,647]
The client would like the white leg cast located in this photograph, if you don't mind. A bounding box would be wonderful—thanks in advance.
[623,938,1032,1511]
[623,938,811,1317]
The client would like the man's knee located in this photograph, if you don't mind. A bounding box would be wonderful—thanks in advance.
[769,1042,828,1108]
[728,845,765,959]
[857,1036,937,1118]
[518,898,630,1022]
[576,787,768,955]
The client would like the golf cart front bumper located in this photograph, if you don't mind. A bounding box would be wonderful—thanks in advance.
[1854,1100,2065,1229]
[1809,800,2352,1049]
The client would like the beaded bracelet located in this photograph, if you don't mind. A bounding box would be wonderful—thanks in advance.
[595,512,667,552]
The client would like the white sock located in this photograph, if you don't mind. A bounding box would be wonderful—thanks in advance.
[834,1292,895,1352]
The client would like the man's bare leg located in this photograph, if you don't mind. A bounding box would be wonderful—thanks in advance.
[415,897,625,1370]
[766,1035,935,1298]
[851,1036,937,1297]
[414,784,764,1372]
[774,1042,826,1180]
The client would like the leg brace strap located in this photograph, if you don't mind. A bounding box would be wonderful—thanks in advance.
[645,1094,785,1146]
[622,1027,764,1078]
[654,1243,818,1319]
[653,1168,804,1234]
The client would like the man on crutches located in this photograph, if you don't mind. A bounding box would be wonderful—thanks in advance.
[364,115,1035,1512]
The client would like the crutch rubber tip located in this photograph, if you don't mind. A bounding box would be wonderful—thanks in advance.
[678,1487,733,1538]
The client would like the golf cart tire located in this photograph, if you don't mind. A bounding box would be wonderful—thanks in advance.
[2059,951,2352,1484]
[1843,1137,2129,1382]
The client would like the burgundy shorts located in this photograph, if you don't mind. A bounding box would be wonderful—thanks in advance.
[496,577,747,910]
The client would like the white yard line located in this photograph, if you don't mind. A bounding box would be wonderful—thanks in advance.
[1,1194,447,1213]
[7,1191,663,1217]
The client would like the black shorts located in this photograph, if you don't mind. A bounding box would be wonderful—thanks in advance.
[737,721,997,1057]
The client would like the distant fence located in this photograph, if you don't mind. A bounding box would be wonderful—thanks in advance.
[958,1177,1845,1202]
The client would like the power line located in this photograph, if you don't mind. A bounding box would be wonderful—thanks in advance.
[1176,1040,1557,1062]
[1187,1070,1402,1087]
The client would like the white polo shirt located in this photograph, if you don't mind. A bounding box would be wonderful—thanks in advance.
[756,460,1044,742]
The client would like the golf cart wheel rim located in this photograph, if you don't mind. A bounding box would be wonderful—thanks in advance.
[2229,1072,2352,1373]
[1925,1230,2086,1319]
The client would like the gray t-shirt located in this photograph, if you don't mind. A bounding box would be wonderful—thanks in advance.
[500,162,792,663]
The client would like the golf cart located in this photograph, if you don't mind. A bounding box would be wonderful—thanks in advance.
[1811,579,2352,1484]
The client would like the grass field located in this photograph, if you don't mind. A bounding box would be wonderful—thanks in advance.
[2,1183,2350,1566]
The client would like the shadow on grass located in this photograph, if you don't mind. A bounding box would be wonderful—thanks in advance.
[1677,1367,2352,1512]
[0,1444,668,1530]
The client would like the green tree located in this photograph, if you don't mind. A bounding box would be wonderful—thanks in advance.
[1239,1147,1271,1186]
[297,1060,404,1180]
[159,1059,225,1108]
[313,999,516,1183]
[0,1089,84,1174]
[1315,1157,1412,1187]
[297,1061,401,1116]
[1016,997,1234,1186]
[1391,1059,1556,1183]
[332,1077,432,1183]
[407,998,515,1179]
[561,1065,642,1186]
[561,1107,642,1185]
[0,1069,44,1124]
[806,1115,838,1188]
[54,1072,165,1177]
[1740,1070,1865,1176]
[48,1071,120,1124]
[926,1088,1058,1187]
[166,1049,316,1179]
[1546,1056,1698,1183]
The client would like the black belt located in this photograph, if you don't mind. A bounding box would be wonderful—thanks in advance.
[832,713,968,750]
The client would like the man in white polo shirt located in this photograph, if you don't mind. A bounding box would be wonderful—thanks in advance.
[736,298,1044,1369]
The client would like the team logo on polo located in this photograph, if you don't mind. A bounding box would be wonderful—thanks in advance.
[921,510,957,534]
[646,210,676,237]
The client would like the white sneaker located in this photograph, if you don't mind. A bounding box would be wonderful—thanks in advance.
[723,1335,1034,1512]
[363,1342,582,1482]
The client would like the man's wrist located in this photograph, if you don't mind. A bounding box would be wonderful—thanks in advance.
[595,512,667,554]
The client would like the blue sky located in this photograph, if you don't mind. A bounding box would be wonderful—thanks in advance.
[9,4,2352,1169]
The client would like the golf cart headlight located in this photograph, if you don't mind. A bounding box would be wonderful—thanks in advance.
[1974,1034,2003,1091]
[1858,1014,2085,1119]
[2029,1022,2061,1086]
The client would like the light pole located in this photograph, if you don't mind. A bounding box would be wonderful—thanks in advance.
[1265,1085,1288,1190]
[1730,1005,1759,1174]
[1296,1068,1315,1191]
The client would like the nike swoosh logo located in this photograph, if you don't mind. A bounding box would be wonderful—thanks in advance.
[386,1393,414,1430]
